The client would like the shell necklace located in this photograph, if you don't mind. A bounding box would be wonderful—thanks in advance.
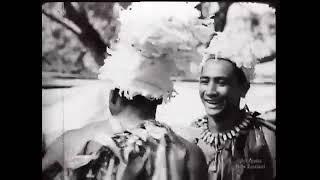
[195,113,252,148]
[194,113,253,172]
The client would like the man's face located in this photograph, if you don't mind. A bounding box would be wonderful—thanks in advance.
[199,60,244,118]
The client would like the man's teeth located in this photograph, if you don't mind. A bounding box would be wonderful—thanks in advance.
[206,100,219,104]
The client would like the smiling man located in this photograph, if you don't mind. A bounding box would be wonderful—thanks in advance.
[199,58,248,131]
[184,31,276,180]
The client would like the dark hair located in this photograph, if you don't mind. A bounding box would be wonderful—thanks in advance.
[112,88,163,107]
[233,64,249,86]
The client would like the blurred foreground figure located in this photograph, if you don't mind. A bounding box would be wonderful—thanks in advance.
[178,5,276,179]
[42,2,215,180]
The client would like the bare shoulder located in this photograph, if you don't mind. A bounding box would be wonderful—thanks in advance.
[159,122,205,162]
[46,120,110,150]
[42,128,83,170]
[43,120,111,170]
[169,124,202,143]
[162,122,205,162]
[183,139,205,161]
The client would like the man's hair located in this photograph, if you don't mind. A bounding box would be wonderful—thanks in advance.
[201,58,249,86]
[111,88,163,108]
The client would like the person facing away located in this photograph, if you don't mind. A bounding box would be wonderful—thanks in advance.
[42,2,215,180]
[42,87,208,180]
[174,30,276,180]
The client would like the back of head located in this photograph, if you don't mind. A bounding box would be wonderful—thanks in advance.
[98,2,215,113]
[109,88,162,117]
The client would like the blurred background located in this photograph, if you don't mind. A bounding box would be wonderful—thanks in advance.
[42,2,276,147]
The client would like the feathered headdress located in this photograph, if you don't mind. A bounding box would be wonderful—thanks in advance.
[98,2,215,103]
[200,2,275,82]
[200,31,258,81]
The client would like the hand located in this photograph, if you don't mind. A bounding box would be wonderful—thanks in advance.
[96,156,118,180]
[151,134,187,180]
[120,148,150,180]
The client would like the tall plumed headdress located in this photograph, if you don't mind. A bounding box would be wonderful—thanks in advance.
[98,2,215,103]
[200,2,275,82]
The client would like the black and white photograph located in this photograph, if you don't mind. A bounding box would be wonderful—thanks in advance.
[42,2,276,180]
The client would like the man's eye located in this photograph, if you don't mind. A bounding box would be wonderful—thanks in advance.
[200,79,209,84]
[217,80,227,85]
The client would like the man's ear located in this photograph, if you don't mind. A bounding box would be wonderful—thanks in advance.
[240,83,250,98]
[109,89,118,104]
[109,90,122,115]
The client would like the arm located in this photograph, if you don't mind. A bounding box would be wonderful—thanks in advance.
[42,128,92,171]
[254,112,276,178]
[247,124,275,180]
[185,142,209,180]
[42,132,68,180]
[262,126,276,178]
[164,124,208,180]
[171,133,208,180]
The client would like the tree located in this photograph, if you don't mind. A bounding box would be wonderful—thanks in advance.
[62,2,107,67]
[42,2,131,75]
[42,2,276,79]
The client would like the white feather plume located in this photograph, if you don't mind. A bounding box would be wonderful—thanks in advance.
[98,2,215,102]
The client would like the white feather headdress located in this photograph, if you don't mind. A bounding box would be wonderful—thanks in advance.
[98,2,215,103]
[200,32,257,81]
[200,2,275,82]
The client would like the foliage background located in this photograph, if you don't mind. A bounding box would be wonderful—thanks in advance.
[42,2,276,81]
